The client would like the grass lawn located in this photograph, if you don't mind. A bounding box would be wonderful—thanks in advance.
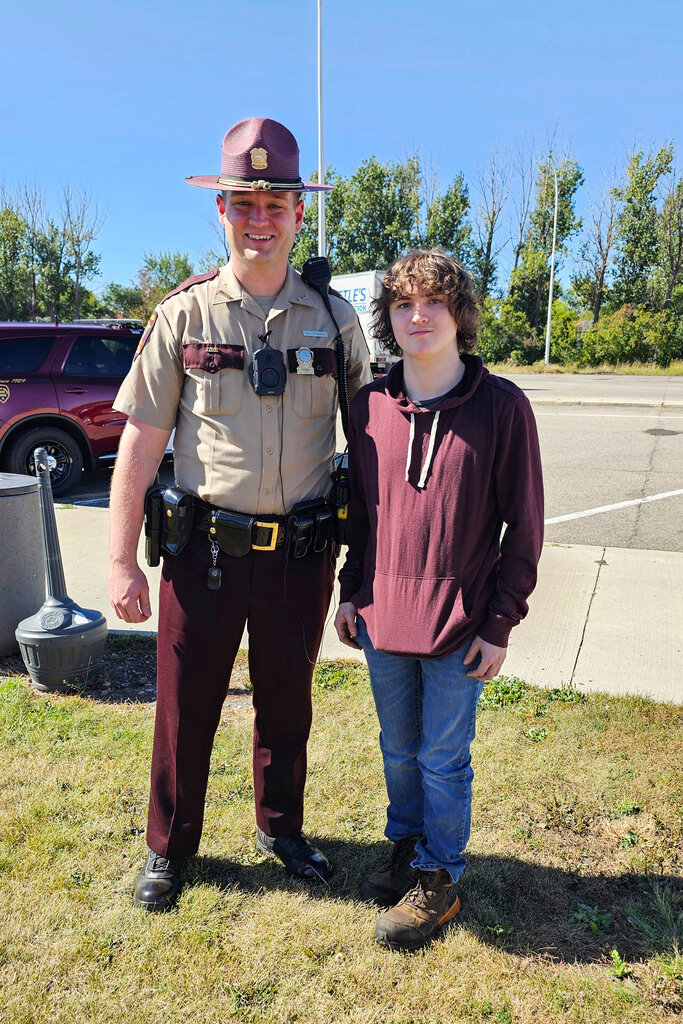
[1,639,681,1024]
[483,360,683,376]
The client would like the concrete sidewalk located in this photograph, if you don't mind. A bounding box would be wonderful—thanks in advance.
[55,505,682,705]
[496,372,683,409]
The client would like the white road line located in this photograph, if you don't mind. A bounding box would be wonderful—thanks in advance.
[535,410,683,420]
[545,489,683,525]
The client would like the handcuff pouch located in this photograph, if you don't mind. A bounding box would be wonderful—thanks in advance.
[212,510,254,557]
[289,511,314,559]
[313,507,333,551]
[161,489,195,555]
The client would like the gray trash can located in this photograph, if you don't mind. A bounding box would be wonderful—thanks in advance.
[0,472,45,656]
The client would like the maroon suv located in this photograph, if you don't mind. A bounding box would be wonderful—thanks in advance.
[0,322,141,496]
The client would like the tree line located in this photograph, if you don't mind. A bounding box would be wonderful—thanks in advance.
[2,141,682,367]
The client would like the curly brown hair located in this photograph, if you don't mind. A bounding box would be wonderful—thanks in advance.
[370,249,480,356]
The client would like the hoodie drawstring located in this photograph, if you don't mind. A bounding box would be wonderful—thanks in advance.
[405,410,440,490]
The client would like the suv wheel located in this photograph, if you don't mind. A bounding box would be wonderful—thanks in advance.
[8,426,85,497]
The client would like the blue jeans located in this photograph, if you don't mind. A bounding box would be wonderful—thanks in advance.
[356,616,484,884]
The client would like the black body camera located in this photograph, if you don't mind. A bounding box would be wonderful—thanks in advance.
[249,345,286,396]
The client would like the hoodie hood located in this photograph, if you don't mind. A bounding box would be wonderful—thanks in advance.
[383,354,488,489]
[384,353,488,415]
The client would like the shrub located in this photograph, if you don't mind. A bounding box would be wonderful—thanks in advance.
[477,297,533,364]
[578,306,682,367]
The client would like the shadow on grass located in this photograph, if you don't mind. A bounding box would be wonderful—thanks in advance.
[188,845,682,965]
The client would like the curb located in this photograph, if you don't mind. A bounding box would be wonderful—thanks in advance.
[525,397,683,409]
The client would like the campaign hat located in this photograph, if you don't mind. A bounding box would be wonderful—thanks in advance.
[185,117,331,193]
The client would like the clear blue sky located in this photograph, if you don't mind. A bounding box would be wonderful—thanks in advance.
[3,0,681,291]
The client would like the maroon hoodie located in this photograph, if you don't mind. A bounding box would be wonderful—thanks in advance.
[338,355,544,656]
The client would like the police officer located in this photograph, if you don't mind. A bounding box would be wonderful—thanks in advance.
[108,117,372,911]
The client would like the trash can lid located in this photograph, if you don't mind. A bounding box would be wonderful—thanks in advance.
[0,472,39,497]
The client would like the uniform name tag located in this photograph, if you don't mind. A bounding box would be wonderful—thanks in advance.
[302,330,328,337]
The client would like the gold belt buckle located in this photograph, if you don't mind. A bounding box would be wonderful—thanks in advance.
[253,521,279,551]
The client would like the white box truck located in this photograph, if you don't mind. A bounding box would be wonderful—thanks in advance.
[331,270,399,375]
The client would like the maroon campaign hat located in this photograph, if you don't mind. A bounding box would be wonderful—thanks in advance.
[186,117,332,193]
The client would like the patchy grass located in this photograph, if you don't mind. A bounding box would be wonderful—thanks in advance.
[484,359,683,376]
[1,637,682,1023]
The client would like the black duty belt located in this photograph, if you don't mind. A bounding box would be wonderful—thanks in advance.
[143,487,333,571]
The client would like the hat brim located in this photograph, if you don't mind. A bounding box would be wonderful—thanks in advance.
[185,175,333,192]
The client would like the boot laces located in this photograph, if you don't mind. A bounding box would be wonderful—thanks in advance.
[149,852,181,872]
[404,870,446,909]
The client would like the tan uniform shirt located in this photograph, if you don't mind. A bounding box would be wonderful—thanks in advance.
[114,263,372,513]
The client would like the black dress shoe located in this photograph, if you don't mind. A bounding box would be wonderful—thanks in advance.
[256,828,335,882]
[133,849,185,912]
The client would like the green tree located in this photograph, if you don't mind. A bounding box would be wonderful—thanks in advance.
[99,281,145,318]
[477,295,532,364]
[470,151,510,298]
[62,187,103,319]
[510,156,584,331]
[613,144,673,307]
[136,251,195,319]
[572,179,619,323]
[18,182,47,320]
[424,173,471,262]
[36,218,74,322]
[657,172,683,309]
[329,156,420,272]
[0,204,30,320]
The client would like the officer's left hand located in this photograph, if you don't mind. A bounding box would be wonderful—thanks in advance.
[463,635,507,681]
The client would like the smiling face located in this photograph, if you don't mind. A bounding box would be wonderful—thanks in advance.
[216,190,304,284]
[388,291,459,362]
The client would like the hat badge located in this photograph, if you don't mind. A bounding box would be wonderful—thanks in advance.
[250,148,268,170]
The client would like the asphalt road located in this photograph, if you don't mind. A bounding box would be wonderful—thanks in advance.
[61,375,683,553]
[535,406,682,551]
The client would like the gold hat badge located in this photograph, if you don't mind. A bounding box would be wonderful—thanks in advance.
[250,148,268,170]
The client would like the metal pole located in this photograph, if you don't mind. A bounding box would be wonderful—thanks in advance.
[317,0,326,256]
[544,157,559,365]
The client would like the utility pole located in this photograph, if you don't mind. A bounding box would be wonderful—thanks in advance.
[544,156,559,365]
[317,0,326,257]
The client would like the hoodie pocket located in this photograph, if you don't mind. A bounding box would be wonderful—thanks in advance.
[183,343,244,415]
[369,571,472,657]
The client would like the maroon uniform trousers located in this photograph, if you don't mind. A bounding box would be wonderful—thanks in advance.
[146,528,335,859]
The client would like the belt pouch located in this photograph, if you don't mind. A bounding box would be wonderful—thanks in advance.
[144,484,165,567]
[313,507,332,551]
[330,455,350,546]
[161,489,195,555]
[289,512,314,558]
[213,510,254,557]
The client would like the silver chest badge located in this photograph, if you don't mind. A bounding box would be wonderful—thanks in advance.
[295,347,315,375]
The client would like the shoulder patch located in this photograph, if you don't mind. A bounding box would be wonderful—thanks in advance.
[134,310,158,359]
[159,268,220,305]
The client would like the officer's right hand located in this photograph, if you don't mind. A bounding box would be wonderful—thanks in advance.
[108,562,152,623]
[334,602,361,649]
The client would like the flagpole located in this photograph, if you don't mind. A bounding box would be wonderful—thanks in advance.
[317,0,326,256]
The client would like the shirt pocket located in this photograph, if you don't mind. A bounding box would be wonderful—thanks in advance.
[183,343,245,415]
[287,347,337,419]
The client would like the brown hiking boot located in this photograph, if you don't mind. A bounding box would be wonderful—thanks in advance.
[374,868,461,951]
[360,836,421,907]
